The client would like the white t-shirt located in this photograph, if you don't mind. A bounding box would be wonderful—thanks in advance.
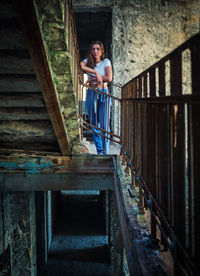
[83,58,111,79]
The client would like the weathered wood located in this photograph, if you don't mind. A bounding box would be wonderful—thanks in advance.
[18,0,72,155]
[0,92,45,107]
[0,155,114,191]
[0,107,49,120]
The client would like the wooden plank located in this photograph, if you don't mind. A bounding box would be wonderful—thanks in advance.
[17,0,71,155]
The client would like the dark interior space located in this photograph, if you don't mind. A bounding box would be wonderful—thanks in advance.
[44,191,112,276]
[73,10,112,61]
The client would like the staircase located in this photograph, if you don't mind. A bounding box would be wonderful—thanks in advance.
[0,0,61,153]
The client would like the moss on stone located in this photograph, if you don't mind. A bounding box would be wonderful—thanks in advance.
[35,0,62,23]
[59,92,76,106]
[50,51,71,75]
[62,108,77,119]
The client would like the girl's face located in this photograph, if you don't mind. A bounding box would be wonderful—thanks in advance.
[92,44,102,60]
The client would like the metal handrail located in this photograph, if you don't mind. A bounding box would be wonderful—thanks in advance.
[78,81,122,144]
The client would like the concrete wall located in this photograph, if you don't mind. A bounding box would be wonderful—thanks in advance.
[73,0,200,97]
[0,192,37,276]
[112,0,200,96]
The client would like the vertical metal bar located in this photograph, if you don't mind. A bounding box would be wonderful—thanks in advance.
[187,103,194,260]
[139,76,142,97]
[172,103,186,274]
[170,52,182,95]
[158,62,166,96]
[149,103,157,238]
[157,103,169,249]
[90,90,93,124]
[121,87,125,148]
[150,68,156,97]
[143,73,147,97]
[133,80,137,98]
[173,103,185,243]
[84,86,87,122]
[191,39,200,95]
[191,103,200,270]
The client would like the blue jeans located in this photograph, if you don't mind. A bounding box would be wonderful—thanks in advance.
[86,88,110,154]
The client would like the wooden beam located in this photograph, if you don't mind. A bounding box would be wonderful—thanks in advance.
[17,0,72,155]
[0,155,114,191]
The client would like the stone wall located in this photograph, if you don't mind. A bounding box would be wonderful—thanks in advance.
[112,0,200,96]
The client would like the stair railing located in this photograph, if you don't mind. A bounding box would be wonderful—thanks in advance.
[78,81,121,145]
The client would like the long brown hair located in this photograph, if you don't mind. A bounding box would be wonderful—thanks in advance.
[86,40,105,69]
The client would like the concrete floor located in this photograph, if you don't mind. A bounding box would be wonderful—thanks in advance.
[88,141,121,155]
[44,193,113,276]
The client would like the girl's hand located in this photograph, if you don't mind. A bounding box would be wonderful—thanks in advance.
[86,77,97,87]
[96,71,103,85]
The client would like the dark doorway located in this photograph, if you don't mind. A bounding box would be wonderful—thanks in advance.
[73,9,112,61]
[44,191,112,276]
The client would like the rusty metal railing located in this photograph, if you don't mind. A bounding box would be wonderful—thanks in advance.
[121,33,200,275]
[78,83,121,146]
